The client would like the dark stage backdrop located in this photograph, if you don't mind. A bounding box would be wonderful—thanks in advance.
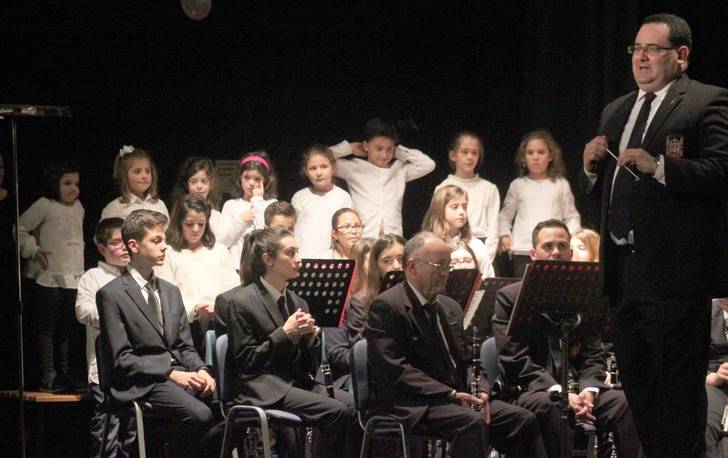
[1,0,727,384]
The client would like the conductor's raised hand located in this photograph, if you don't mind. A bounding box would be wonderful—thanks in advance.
[583,135,608,172]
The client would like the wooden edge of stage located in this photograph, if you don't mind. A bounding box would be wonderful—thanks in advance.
[0,390,83,403]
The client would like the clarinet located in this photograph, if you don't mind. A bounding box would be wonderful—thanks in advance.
[320,329,335,398]
[470,327,483,411]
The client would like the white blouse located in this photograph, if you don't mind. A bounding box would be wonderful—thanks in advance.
[498,176,581,254]
[156,242,241,323]
[18,197,85,288]
[219,196,276,266]
[100,194,169,221]
[292,185,353,258]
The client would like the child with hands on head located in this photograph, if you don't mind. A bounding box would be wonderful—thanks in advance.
[101,145,168,220]
[330,117,435,237]
[220,150,278,266]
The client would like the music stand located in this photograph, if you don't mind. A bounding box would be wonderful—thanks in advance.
[288,259,356,327]
[463,277,521,333]
[380,270,404,293]
[444,268,481,310]
[1,103,71,458]
[506,260,606,458]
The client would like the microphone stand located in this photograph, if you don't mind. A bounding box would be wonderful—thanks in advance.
[1,104,71,458]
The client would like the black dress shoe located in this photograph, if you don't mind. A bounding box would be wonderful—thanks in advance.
[39,374,62,393]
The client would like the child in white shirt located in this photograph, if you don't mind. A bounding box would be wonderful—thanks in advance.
[219,151,278,266]
[498,130,581,277]
[292,144,354,258]
[100,145,169,220]
[330,118,435,237]
[436,131,500,274]
[18,161,85,391]
[422,184,492,277]
[75,217,129,456]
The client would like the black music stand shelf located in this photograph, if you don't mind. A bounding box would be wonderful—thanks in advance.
[289,259,356,327]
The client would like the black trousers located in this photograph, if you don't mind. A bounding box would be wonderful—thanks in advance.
[34,284,79,384]
[269,384,359,458]
[409,399,489,458]
[515,389,640,458]
[116,380,214,458]
[614,295,710,458]
[488,399,543,457]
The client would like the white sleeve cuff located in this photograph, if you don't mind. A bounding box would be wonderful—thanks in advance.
[653,154,666,185]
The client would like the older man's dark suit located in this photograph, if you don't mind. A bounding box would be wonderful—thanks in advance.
[367,281,492,457]
[97,271,213,456]
[215,281,355,458]
[493,281,641,458]
[581,73,728,456]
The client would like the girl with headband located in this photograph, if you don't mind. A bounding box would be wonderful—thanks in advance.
[220,150,278,267]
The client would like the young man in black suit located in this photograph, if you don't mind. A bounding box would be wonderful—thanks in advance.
[97,210,215,457]
[367,231,542,458]
[581,13,728,457]
[492,219,640,458]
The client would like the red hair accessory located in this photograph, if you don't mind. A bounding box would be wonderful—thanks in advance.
[240,155,270,171]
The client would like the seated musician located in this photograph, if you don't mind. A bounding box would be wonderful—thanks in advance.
[705,297,728,457]
[367,231,541,457]
[492,219,641,458]
[96,210,215,458]
[214,227,359,457]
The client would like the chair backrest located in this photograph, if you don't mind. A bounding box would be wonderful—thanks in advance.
[349,339,369,413]
[215,334,229,402]
[480,337,501,384]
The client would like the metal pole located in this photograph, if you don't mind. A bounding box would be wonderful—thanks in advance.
[11,117,27,458]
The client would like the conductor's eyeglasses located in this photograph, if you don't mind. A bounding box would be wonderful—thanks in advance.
[627,44,676,56]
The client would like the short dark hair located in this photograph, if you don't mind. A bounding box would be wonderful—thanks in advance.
[643,13,692,48]
[531,219,570,248]
[42,161,80,201]
[363,117,399,143]
[264,201,297,227]
[166,194,216,250]
[171,156,219,209]
[94,217,124,246]
[122,210,168,254]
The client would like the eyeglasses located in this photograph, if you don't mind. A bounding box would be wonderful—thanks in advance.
[627,44,676,56]
[415,259,453,273]
[106,238,125,248]
[336,224,364,234]
[449,257,474,267]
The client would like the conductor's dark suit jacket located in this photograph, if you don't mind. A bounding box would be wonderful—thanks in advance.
[215,281,319,406]
[97,270,207,403]
[492,281,608,393]
[580,73,728,300]
[366,281,489,428]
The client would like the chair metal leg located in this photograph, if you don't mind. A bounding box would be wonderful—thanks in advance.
[99,411,112,458]
[132,401,146,458]
[397,423,410,458]
[587,432,598,458]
